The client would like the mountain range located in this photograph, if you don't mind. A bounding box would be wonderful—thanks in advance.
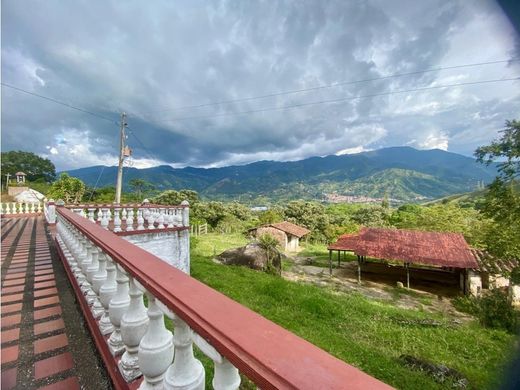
[64,147,497,203]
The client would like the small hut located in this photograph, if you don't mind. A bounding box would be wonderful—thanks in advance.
[328,227,479,294]
[250,221,310,252]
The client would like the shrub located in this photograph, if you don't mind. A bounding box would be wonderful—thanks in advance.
[477,289,518,332]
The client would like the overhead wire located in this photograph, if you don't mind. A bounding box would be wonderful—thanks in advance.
[152,77,520,123]
[1,82,118,125]
[141,58,519,114]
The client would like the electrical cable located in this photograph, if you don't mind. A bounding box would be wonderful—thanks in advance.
[153,77,520,122]
[142,58,519,114]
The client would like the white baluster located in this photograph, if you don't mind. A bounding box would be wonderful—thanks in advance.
[101,208,109,230]
[11,202,16,214]
[82,244,98,305]
[119,277,149,382]
[90,249,106,318]
[126,208,134,231]
[163,316,205,390]
[121,207,127,221]
[99,255,117,335]
[166,210,174,228]
[37,202,42,213]
[137,209,145,230]
[97,207,103,223]
[88,208,96,222]
[109,265,130,356]
[147,210,156,230]
[138,294,174,389]
[192,334,241,390]
[114,207,122,232]
[29,203,35,213]
[157,208,165,229]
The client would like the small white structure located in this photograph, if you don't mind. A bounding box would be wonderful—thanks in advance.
[15,171,27,184]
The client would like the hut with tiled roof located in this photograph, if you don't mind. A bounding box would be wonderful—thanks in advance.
[250,221,310,252]
[328,227,480,294]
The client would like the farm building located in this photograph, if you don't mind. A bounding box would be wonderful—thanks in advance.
[328,228,482,295]
[250,221,310,252]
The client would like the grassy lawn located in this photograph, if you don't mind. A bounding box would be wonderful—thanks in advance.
[188,233,515,389]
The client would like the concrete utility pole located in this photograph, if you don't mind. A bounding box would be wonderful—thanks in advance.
[115,112,127,204]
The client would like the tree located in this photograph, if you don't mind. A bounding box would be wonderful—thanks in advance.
[1,150,56,185]
[47,173,86,204]
[475,119,519,181]
[474,119,520,260]
[129,178,150,200]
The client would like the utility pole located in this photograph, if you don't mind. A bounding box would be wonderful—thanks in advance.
[115,112,127,204]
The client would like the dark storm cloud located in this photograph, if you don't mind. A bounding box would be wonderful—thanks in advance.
[1,0,519,170]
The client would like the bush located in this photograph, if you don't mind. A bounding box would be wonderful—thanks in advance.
[477,289,518,332]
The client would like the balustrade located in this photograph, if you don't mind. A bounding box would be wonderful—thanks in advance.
[54,206,390,390]
[1,201,43,215]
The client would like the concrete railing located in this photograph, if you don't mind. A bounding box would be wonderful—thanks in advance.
[54,206,391,390]
[62,203,188,233]
[1,201,43,215]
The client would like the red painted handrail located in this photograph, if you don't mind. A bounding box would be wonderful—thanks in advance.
[57,206,392,390]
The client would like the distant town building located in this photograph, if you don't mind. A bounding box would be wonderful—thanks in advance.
[250,206,269,212]
[249,221,310,252]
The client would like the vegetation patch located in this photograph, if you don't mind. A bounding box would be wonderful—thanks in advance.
[399,355,469,388]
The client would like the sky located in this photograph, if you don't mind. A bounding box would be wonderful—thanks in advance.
[2,0,520,171]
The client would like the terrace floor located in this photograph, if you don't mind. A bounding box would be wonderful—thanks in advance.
[1,216,111,390]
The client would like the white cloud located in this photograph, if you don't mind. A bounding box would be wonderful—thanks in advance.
[407,130,449,150]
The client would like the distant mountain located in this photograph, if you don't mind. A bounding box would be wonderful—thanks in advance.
[63,147,497,202]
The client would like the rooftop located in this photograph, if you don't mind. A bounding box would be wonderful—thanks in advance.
[328,227,478,269]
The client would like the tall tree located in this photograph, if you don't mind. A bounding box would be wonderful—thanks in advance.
[474,120,520,260]
[1,150,56,183]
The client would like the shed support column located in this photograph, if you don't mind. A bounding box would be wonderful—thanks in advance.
[337,251,340,268]
[357,255,361,284]
[405,262,410,289]
[328,250,332,276]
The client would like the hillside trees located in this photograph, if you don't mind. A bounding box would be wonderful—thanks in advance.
[1,150,56,184]
[475,119,520,259]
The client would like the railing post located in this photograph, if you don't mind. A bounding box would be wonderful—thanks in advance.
[138,294,174,389]
[101,208,109,230]
[47,200,56,224]
[99,256,117,335]
[126,208,134,231]
[192,334,241,390]
[109,265,130,356]
[137,208,145,230]
[119,277,149,382]
[163,316,204,390]
[88,207,96,222]
[114,207,122,232]
[91,251,108,319]
[181,201,190,275]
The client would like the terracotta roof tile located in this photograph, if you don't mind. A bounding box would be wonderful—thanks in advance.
[268,221,311,238]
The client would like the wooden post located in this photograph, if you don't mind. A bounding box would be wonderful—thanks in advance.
[328,250,332,276]
[337,251,340,268]
[357,255,361,284]
[405,262,410,289]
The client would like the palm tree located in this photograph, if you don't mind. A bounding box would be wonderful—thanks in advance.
[258,233,281,275]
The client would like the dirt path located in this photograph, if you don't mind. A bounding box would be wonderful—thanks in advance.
[284,256,471,321]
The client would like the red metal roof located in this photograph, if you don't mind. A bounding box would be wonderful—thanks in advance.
[328,227,478,269]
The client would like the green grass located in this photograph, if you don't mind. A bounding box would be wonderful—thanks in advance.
[298,242,358,268]
[187,233,515,389]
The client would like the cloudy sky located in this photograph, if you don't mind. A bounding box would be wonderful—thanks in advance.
[2,0,519,171]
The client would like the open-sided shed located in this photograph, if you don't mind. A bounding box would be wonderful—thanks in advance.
[328,227,478,292]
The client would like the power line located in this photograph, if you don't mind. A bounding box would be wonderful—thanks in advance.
[126,126,160,162]
[1,82,118,125]
[152,77,520,123]
[142,58,519,114]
